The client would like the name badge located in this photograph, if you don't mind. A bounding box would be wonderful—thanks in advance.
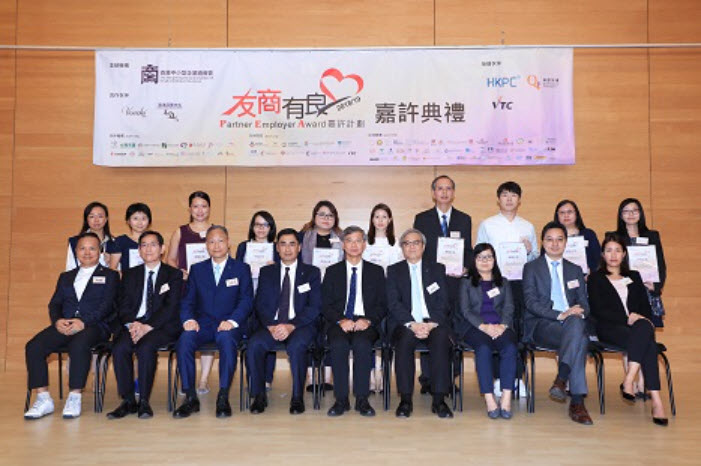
[426,282,440,294]
[486,287,500,299]
[635,237,649,245]
[583,240,589,246]
[92,276,105,284]
[450,231,461,239]
[567,279,580,290]
[159,283,170,295]
[622,277,634,286]
[298,283,311,293]
[199,230,207,239]
[330,237,341,244]
[226,278,238,287]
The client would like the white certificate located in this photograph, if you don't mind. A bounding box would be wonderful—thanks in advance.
[437,237,464,276]
[497,242,527,280]
[564,236,588,274]
[245,242,274,279]
[628,245,660,283]
[312,248,342,278]
[185,243,210,272]
[128,248,144,269]
[364,245,392,270]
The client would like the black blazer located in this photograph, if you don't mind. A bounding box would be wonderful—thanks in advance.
[117,262,184,336]
[413,207,473,268]
[453,277,514,340]
[386,260,449,336]
[321,260,386,329]
[587,269,652,327]
[606,229,666,295]
[48,264,119,330]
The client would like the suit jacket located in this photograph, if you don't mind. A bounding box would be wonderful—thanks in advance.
[413,207,473,267]
[180,257,254,331]
[254,261,322,329]
[522,256,589,342]
[117,262,183,336]
[606,229,666,295]
[453,277,514,339]
[48,264,119,331]
[386,260,449,336]
[321,260,386,329]
[587,269,652,328]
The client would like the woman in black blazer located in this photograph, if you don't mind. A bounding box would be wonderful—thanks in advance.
[454,243,517,420]
[588,233,667,425]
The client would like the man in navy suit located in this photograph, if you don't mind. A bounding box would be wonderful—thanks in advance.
[523,222,592,425]
[25,232,118,420]
[247,228,321,415]
[173,225,253,419]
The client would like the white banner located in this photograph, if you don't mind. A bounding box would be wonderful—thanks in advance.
[94,48,574,167]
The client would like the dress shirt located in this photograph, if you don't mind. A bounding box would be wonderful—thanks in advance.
[545,255,569,310]
[275,260,298,321]
[136,262,161,319]
[345,260,365,317]
[436,206,453,231]
[407,260,430,324]
[476,212,539,267]
[74,264,98,301]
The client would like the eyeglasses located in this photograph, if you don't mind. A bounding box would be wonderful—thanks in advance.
[401,240,423,247]
[622,209,640,215]
[316,213,335,219]
[253,222,270,228]
[476,254,494,262]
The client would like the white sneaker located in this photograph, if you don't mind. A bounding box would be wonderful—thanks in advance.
[24,396,54,420]
[62,393,82,419]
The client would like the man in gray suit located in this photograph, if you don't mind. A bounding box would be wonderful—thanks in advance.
[523,222,592,425]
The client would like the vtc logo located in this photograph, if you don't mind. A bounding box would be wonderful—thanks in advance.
[492,97,513,110]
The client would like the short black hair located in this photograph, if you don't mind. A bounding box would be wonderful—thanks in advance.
[431,175,455,190]
[138,230,164,246]
[277,228,299,242]
[541,221,567,240]
[497,181,522,197]
[125,202,152,224]
[77,231,101,245]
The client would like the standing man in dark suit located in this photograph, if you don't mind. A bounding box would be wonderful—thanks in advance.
[173,225,253,419]
[387,228,454,419]
[523,222,593,425]
[25,232,118,420]
[248,228,321,415]
[323,226,386,417]
[107,230,183,419]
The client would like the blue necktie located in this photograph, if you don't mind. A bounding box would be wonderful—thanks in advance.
[345,267,357,320]
[410,264,424,322]
[550,261,568,312]
[440,214,449,237]
[214,263,222,285]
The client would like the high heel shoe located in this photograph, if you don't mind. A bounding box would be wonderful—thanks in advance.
[620,384,636,403]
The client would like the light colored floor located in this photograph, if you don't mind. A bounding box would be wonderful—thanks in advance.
[2,354,698,465]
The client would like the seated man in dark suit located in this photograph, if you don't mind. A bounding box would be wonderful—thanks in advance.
[323,226,386,417]
[107,230,183,419]
[386,228,453,419]
[247,228,321,415]
[523,221,593,425]
[25,232,118,419]
[173,225,253,419]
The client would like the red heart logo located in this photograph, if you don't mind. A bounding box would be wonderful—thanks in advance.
[319,68,364,102]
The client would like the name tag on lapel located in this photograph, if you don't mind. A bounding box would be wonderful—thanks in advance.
[226,278,238,287]
[298,283,311,293]
[199,230,207,239]
[567,279,580,290]
[487,287,500,299]
[450,231,461,239]
[159,283,170,295]
[426,282,440,294]
[635,237,649,245]
[622,277,634,286]
[330,237,341,244]
[92,276,105,284]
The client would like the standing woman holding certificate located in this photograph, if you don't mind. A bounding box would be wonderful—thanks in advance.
[364,203,403,270]
[553,199,601,275]
[108,202,152,272]
[66,201,114,270]
[299,200,344,268]
[166,191,214,395]
[234,210,280,290]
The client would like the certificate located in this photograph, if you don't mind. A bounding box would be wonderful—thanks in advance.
[245,242,274,279]
[128,248,144,269]
[437,237,464,276]
[497,242,527,280]
[364,245,391,270]
[628,245,660,283]
[564,236,588,274]
[312,248,342,278]
[185,243,210,271]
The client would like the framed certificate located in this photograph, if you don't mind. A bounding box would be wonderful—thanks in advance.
[497,242,527,280]
[628,245,660,283]
[128,248,144,269]
[245,242,274,279]
[437,237,464,276]
[564,236,588,274]
[185,243,210,272]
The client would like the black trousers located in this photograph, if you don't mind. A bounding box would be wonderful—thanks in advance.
[597,319,661,391]
[327,325,379,400]
[112,328,180,402]
[25,325,107,390]
[419,276,460,385]
[393,325,452,397]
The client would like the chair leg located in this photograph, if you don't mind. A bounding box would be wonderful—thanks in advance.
[595,351,605,415]
[659,351,676,416]
[93,353,100,413]
[459,352,464,412]
[521,350,529,413]
[25,388,31,413]
[239,349,245,412]
[528,350,535,413]
[450,352,456,411]
[100,353,110,413]
[167,350,175,412]
[384,349,392,411]
[58,352,64,400]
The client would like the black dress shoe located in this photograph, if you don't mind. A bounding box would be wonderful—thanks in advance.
[327,399,351,417]
[431,400,454,419]
[106,400,138,419]
[355,397,375,417]
[250,394,268,414]
[420,383,432,395]
[216,394,232,418]
[395,400,413,418]
[138,399,153,419]
[173,396,200,418]
[653,416,669,426]
[620,384,636,403]
[289,398,305,415]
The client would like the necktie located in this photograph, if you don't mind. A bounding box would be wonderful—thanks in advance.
[550,261,568,312]
[345,267,357,320]
[410,264,424,322]
[214,263,222,285]
[144,270,154,321]
[278,267,291,323]
[441,214,449,237]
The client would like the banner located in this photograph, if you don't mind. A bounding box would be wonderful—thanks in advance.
[94,48,574,167]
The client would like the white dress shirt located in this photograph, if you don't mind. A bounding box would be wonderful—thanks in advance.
[476,213,539,269]
[275,260,298,321]
[74,264,98,301]
[345,260,365,317]
[407,260,430,324]
[435,206,453,228]
[136,262,161,319]
[545,254,569,309]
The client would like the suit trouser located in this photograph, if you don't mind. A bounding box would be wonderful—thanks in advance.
[176,325,243,393]
[25,325,107,390]
[247,325,316,398]
[531,315,589,395]
[393,325,452,397]
[597,319,661,390]
[419,277,460,385]
[463,327,517,394]
[112,328,180,401]
[327,325,379,400]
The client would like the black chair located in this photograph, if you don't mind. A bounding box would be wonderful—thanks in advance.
[24,342,112,414]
